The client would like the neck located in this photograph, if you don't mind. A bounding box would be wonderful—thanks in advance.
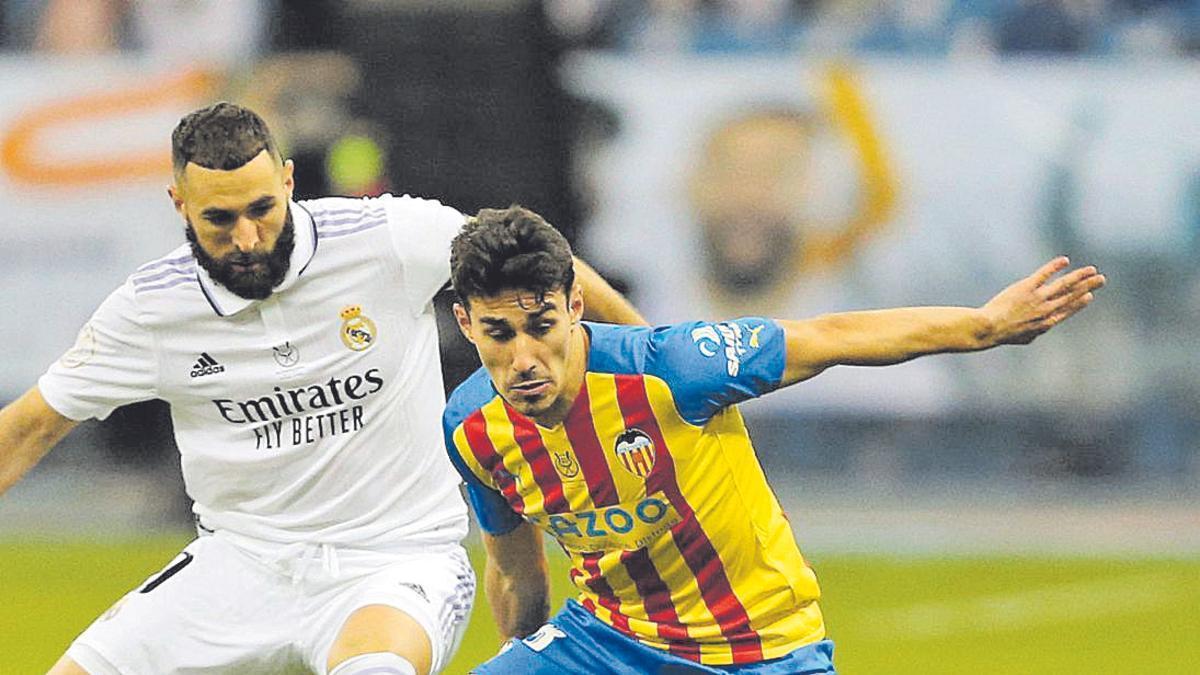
[531,323,589,428]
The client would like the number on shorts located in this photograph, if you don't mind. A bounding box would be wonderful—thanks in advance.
[522,624,566,653]
[139,552,194,594]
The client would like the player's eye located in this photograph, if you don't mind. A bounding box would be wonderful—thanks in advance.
[487,329,514,341]
[531,321,555,335]
[206,213,235,227]
[248,206,271,218]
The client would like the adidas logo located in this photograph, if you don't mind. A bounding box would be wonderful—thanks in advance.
[190,353,225,378]
[397,582,428,602]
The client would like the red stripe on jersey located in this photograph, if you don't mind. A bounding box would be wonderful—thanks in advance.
[612,374,765,664]
[581,552,633,637]
[563,380,620,508]
[504,404,570,514]
[620,547,699,661]
[463,410,523,515]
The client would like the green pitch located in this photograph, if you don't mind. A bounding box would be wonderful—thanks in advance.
[1,535,1196,674]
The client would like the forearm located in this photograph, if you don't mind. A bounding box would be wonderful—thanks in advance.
[485,558,550,640]
[781,307,992,384]
[779,257,1104,386]
[573,257,647,326]
[820,306,993,361]
[0,388,77,497]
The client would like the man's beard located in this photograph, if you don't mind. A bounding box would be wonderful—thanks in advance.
[187,208,295,301]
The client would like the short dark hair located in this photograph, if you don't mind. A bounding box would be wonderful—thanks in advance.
[450,205,575,309]
[171,102,281,177]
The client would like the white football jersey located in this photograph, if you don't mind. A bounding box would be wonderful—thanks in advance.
[39,195,469,549]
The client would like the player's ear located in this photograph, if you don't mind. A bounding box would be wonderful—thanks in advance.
[569,283,584,325]
[452,302,475,343]
[281,158,295,199]
[167,183,185,215]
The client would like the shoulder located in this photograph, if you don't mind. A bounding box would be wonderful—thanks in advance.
[377,193,462,221]
[587,320,756,378]
[122,245,205,322]
[302,194,461,229]
[299,196,389,240]
[443,366,501,432]
[585,322,655,374]
[128,245,198,298]
[589,318,786,424]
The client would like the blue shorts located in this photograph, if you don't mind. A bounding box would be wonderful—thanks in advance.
[472,600,836,675]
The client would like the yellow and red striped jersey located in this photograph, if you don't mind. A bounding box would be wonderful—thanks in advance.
[443,319,824,666]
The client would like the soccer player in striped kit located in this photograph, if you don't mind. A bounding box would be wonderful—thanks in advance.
[443,206,1105,674]
[0,104,642,675]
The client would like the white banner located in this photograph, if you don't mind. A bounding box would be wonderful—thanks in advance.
[0,59,215,397]
[565,56,1200,414]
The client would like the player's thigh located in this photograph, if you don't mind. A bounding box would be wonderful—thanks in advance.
[65,535,302,674]
[316,545,475,675]
[46,654,90,675]
[326,604,432,674]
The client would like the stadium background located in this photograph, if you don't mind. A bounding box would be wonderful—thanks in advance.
[0,1,1196,673]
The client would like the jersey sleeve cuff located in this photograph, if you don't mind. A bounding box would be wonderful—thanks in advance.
[36,376,108,422]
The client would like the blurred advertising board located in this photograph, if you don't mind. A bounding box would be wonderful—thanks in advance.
[565,56,1200,416]
[0,60,214,397]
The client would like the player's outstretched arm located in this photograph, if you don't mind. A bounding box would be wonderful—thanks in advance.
[482,521,552,642]
[778,257,1106,386]
[573,257,648,326]
[0,386,78,497]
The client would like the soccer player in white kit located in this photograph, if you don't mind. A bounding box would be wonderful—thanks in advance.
[0,102,643,675]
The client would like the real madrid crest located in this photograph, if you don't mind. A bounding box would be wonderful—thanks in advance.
[614,428,656,478]
[339,305,377,352]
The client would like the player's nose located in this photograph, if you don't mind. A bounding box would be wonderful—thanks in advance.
[509,336,540,376]
[231,215,261,252]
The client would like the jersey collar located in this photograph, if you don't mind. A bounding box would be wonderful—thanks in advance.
[197,201,319,317]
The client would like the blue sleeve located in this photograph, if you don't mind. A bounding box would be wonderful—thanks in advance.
[442,370,524,535]
[644,317,786,425]
[445,447,524,536]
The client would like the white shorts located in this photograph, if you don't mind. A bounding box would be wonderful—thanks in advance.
[66,533,475,674]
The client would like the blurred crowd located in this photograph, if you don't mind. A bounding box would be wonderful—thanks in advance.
[546,0,1200,56]
[2,1,1199,58]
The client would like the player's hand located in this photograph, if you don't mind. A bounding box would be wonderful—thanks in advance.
[979,256,1106,346]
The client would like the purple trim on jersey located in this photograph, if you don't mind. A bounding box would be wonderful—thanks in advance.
[316,217,388,239]
[316,206,386,226]
[304,203,369,218]
[197,273,227,316]
[308,200,383,217]
[295,202,319,277]
[136,253,194,273]
[316,208,387,230]
[134,275,199,294]
[132,265,196,286]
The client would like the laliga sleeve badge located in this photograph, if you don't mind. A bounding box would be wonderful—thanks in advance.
[339,305,377,352]
[59,323,96,369]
